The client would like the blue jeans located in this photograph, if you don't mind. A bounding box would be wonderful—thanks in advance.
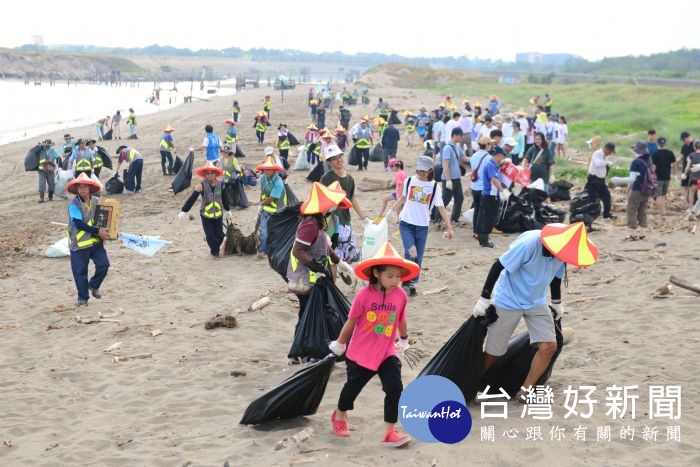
[70,243,110,302]
[258,210,271,253]
[399,221,428,284]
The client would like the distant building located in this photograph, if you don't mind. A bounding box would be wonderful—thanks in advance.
[516,52,577,65]
[498,75,520,84]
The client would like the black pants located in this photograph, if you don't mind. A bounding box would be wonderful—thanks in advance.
[160,150,174,175]
[442,178,464,222]
[477,195,499,245]
[201,215,224,257]
[338,356,403,423]
[471,189,483,234]
[586,175,612,217]
[356,147,370,169]
[93,167,102,178]
[256,130,265,144]
[384,147,397,168]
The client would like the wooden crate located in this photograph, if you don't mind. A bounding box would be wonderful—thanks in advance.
[93,198,121,240]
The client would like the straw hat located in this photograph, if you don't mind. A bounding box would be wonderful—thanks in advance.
[515,108,527,117]
[334,125,347,133]
[306,123,318,131]
[477,114,486,122]
[462,99,470,105]
[320,128,334,139]
[373,117,386,126]
[195,161,224,178]
[300,182,352,215]
[360,115,371,123]
[162,124,176,132]
[355,242,420,282]
[255,155,282,172]
[474,102,482,107]
[224,119,236,126]
[541,222,599,268]
[66,172,102,195]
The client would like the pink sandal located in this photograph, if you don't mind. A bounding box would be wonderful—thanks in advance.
[331,410,350,437]
[381,428,411,448]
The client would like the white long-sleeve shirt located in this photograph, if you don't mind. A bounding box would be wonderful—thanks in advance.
[588,149,611,178]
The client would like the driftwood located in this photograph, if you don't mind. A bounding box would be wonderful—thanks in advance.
[422,286,449,296]
[669,275,700,295]
[565,296,605,305]
[583,273,622,286]
[423,248,456,258]
[111,353,152,363]
[275,427,314,451]
[609,252,642,263]
[223,218,258,255]
[357,177,395,192]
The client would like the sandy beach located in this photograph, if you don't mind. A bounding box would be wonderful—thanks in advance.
[1,72,698,466]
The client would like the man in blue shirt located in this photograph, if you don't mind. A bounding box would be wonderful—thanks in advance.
[473,222,598,400]
[476,147,509,248]
[469,135,494,236]
[440,127,468,224]
[195,124,222,164]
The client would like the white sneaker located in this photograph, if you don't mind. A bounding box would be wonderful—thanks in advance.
[125,190,134,195]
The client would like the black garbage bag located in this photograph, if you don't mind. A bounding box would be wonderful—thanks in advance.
[569,192,601,221]
[235,144,247,158]
[418,307,498,402]
[370,143,384,162]
[496,211,526,234]
[519,187,548,207]
[387,110,402,125]
[480,314,564,398]
[306,162,325,183]
[570,213,595,229]
[172,156,183,174]
[105,174,124,195]
[240,354,335,425]
[548,180,573,202]
[24,145,42,171]
[171,151,194,195]
[96,146,113,170]
[102,129,113,141]
[287,131,300,146]
[536,205,566,224]
[348,146,359,166]
[267,202,302,281]
[285,184,299,205]
[225,178,249,209]
[288,276,351,360]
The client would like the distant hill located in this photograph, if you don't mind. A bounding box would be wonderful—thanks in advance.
[563,49,700,79]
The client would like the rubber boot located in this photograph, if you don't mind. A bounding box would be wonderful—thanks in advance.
[48,190,54,201]
[38,192,45,203]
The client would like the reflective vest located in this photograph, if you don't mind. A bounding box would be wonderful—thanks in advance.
[261,175,287,213]
[406,123,415,133]
[279,136,290,151]
[305,142,321,156]
[263,100,271,111]
[68,195,100,251]
[355,128,371,149]
[200,181,223,219]
[160,133,173,151]
[225,128,237,144]
[92,149,104,169]
[221,157,240,183]
[127,113,136,125]
[232,105,240,114]
[38,148,48,171]
[74,149,93,171]
[286,220,330,289]
[206,134,221,161]
[121,148,141,162]
[255,121,267,133]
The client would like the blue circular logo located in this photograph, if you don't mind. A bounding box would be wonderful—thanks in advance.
[398,375,472,443]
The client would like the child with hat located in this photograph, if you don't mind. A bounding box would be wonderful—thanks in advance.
[254,112,270,145]
[232,99,240,123]
[275,123,291,163]
[178,162,231,257]
[304,124,321,166]
[160,124,176,176]
[255,155,286,259]
[65,173,110,306]
[328,241,418,447]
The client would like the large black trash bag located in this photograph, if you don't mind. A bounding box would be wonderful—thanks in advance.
[285,184,299,205]
[225,178,249,209]
[171,151,194,195]
[387,110,402,125]
[570,213,595,229]
[370,143,384,162]
[569,192,601,222]
[96,146,113,170]
[267,202,302,281]
[240,354,335,425]
[24,145,42,171]
[288,276,351,360]
[172,156,183,174]
[536,205,566,224]
[418,307,498,402]
[519,187,548,207]
[347,146,359,166]
[235,144,247,158]
[548,180,572,202]
[306,162,325,183]
[287,131,300,146]
[102,129,113,141]
[480,315,564,398]
[105,174,124,195]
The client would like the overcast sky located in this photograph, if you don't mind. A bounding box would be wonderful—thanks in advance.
[2,0,697,62]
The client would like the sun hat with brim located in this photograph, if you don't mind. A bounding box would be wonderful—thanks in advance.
[320,128,334,139]
[41,139,55,146]
[360,115,371,123]
[515,108,527,117]
[224,119,236,126]
[195,161,224,178]
[323,181,353,209]
[255,155,282,172]
[325,144,344,160]
[306,123,318,131]
[334,125,347,133]
[541,222,598,268]
[301,182,353,215]
[163,124,176,132]
[66,172,102,195]
[373,117,386,126]
[355,242,420,282]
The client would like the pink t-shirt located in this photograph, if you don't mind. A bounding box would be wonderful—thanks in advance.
[394,170,407,197]
[346,285,407,371]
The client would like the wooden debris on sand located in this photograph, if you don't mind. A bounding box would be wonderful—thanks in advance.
[204,314,238,329]
[223,220,258,255]
[249,296,271,312]
[275,427,314,451]
[669,275,700,295]
[357,177,395,192]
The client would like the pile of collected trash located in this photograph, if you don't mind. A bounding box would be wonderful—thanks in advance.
[495,187,567,234]
[568,192,602,227]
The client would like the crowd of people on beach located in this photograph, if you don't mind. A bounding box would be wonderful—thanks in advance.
[30,85,699,448]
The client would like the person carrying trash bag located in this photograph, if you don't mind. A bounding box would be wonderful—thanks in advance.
[178,162,232,258]
[65,173,111,307]
[287,182,354,350]
[328,242,419,448]
[220,146,248,208]
[37,139,59,203]
[472,222,598,401]
[256,155,287,259]
[115,145,144,194]
[159,124,176,176]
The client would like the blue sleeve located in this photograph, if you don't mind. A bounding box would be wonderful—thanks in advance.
[440,146,450,162]
[555,263,566,279]
[484,162,498,180]
[498,237,535,273]
[270,179,285,199]
[69,205,100,235]
[69,204,83,220]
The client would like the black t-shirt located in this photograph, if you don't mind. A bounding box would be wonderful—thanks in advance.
[681,142,694,171]
[651,149,676,181]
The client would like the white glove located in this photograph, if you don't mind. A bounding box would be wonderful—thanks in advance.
[223,210,232,221]
[691,164,700,173]
[550,301,564,320]
[473,297,490,317]
[681,173,687,180]
[386,209,399,224]
[337,261,356,286]
[178,211,187,221]
[329,340,346,356]
[500,189,511,202]
[396,337,409,358]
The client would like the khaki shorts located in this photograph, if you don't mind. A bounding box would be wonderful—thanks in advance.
[484,304,556,357]
[656,180,670,196]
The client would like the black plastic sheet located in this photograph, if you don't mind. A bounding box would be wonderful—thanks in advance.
[347,146,359,166]
[240,354,335,425]
[105,174,124,195]
[370,143,384,162]
[547,180,573,201]
[172,156,183,174]
[306,162,324,183]
[266,202,302,281]
[24,145,42,171]
[569,192,601,222]
[171,151,194,195]
[287,131,300,146]
[225,178,249,209]
[96,146,113,170]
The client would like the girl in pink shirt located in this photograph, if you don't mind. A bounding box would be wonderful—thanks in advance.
[328,242,419,448]
[377,158,407,218]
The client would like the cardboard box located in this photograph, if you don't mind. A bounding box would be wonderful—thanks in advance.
[93,198,121,240]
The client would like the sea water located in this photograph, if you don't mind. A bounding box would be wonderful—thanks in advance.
[1,79,236,146]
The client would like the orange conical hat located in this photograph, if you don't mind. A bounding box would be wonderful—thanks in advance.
[162,124,176,132]
[255,155,282,172]
[300,182,352,215]
[373,117,386,126]
[66,172,102,195]
[355,241,420,282]
[541,222,598,267]
[325,181,353,209]
[195,161,224,178]
[360,115,371,123]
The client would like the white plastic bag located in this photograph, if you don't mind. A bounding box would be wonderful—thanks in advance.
[45,237,70,257]
[54,168,74,199]
[462,208,474,224]
[361,217,388,260]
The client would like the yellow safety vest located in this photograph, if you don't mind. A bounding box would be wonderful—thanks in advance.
[221,157,240,183]
[263,100,271,111]
[200,181,223,219]
[280,138,290,151]
[261,176,287,213]
[406,123,415,133]
[93,152,104,168]
[68,196,100,251]
[74,150,93,171]
[256,121,266,133]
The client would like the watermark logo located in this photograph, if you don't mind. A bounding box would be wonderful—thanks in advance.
[399,375,472,443]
